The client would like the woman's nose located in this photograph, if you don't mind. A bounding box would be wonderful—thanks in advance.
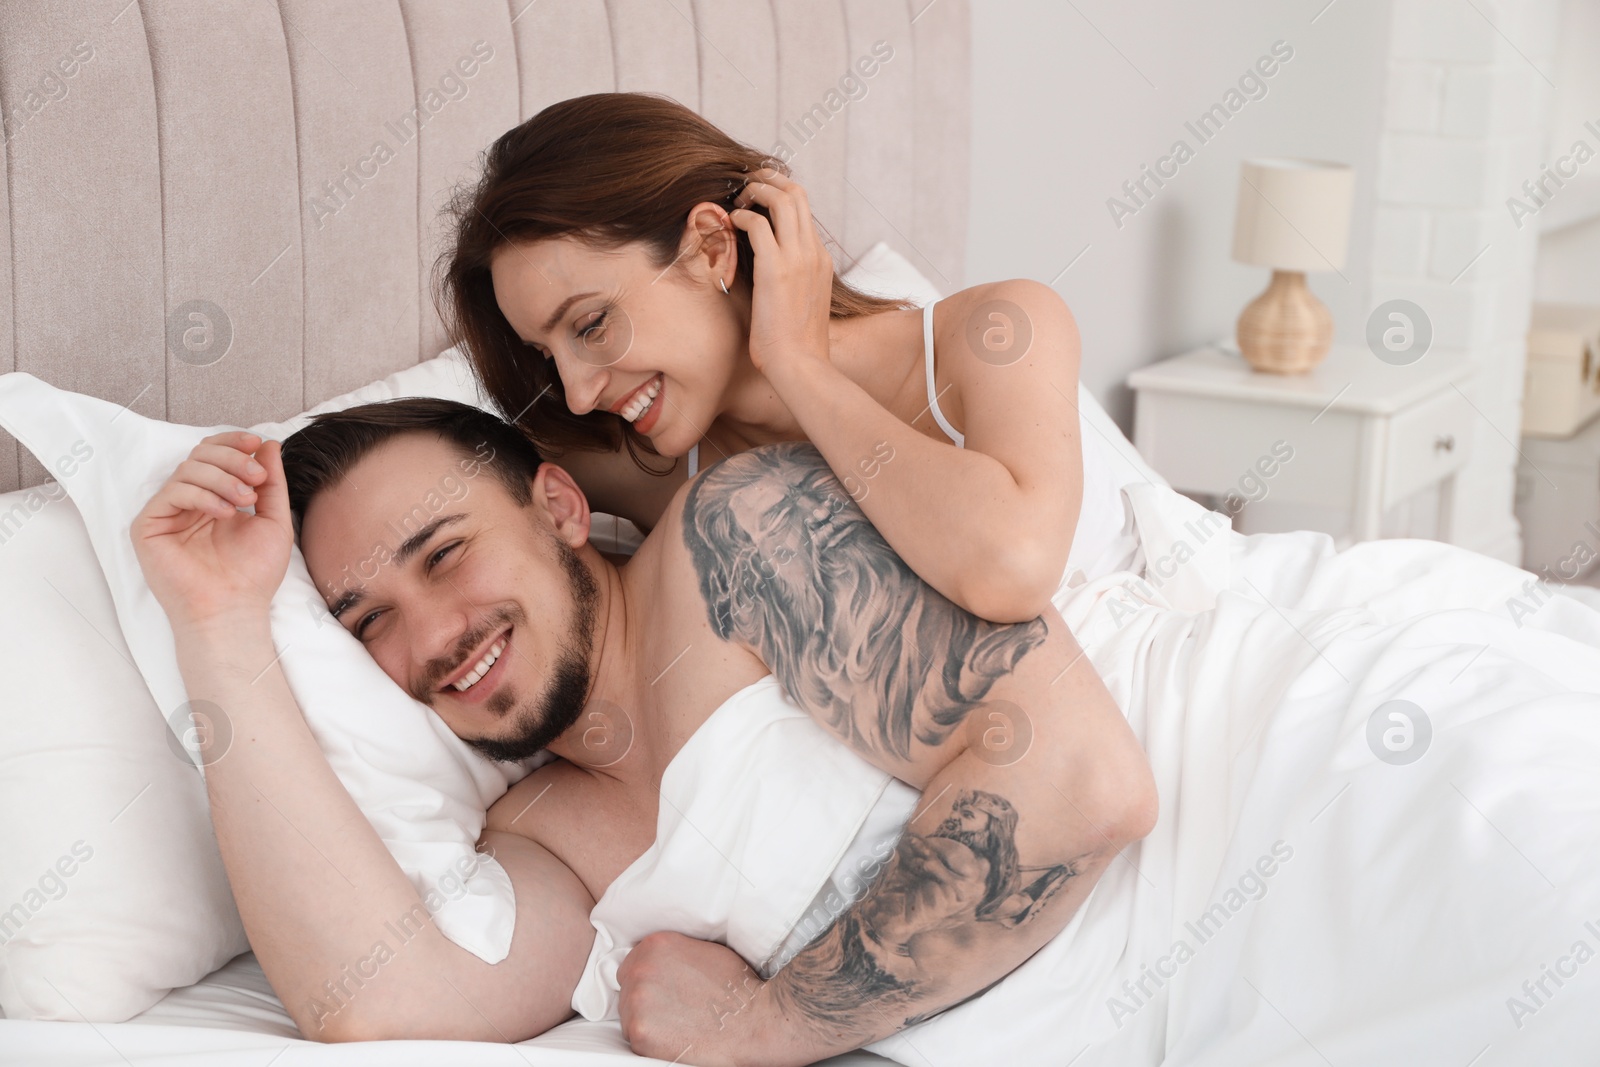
[555,349,608,416]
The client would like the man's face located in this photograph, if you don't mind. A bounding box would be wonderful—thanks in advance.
[298,433,597,762]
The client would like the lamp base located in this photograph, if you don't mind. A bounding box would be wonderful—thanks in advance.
[1236,269,1334,375]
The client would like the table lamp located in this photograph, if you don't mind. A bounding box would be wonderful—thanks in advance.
[1230,158,1355,374]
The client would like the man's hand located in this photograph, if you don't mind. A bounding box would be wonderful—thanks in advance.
[130,431,291,628]
[618,932,776,1067]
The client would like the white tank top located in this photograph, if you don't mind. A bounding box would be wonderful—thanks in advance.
[923,298,964,446]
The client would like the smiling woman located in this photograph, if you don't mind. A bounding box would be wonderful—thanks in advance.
[440,92,905,471]
[440,92,1091,626]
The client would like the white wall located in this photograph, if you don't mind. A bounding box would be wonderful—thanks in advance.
[966,0,1394,429]
[1533,0,1600,306]
[1362,0,1561,563]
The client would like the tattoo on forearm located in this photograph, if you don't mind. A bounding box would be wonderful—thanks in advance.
[772,789,1079,1033]
[681,443,1048,762]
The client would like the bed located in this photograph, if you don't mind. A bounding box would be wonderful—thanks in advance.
[5,4,1600,1067]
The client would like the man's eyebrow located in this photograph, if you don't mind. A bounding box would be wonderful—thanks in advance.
[329,588,364,622]
[392,513,467,570]
[541,291,599,335]
[327,514,467,621]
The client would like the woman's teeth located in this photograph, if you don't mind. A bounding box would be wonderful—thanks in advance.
[620,375,663,423]
[452,637,506,692]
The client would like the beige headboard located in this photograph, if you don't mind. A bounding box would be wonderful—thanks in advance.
[0,0,970,494]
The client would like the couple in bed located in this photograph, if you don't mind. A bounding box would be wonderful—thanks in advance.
[127,94,1153,1063]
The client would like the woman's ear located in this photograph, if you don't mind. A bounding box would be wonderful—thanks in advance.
[531,462,593,548]
[681,202,738,291]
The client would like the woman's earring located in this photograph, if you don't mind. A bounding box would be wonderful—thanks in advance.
[719,277,729,295]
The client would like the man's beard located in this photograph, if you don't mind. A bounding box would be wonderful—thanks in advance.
[460,535,600,764]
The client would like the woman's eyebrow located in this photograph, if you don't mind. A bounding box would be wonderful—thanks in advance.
[542,291,599,334]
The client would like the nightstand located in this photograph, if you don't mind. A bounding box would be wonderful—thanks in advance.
[1127,342,1477,544]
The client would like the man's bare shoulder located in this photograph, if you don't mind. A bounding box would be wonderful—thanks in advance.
[624,451,779,687]
[659,442,1053,776]
[654,442,852,641]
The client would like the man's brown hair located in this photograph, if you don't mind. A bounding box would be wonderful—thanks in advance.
[280,398,547,534]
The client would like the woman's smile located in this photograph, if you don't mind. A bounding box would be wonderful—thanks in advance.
[613,372,664,426]
[632,379,665,433]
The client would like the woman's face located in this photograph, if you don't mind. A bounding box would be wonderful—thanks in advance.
[489,234,745,458]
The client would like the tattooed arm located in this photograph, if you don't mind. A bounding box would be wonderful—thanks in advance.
[617,443,1157,1065]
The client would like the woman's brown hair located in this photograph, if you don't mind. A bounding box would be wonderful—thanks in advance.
[437,92,909,471]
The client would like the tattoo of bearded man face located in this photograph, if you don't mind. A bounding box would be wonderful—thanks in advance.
[680,443,1049,763]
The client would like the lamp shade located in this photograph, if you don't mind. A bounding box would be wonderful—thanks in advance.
[1231,158,1354,272]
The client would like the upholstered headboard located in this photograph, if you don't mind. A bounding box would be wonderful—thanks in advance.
[0,0,969,494]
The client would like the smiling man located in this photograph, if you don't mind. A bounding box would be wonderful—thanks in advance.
[130,397,1155,1064]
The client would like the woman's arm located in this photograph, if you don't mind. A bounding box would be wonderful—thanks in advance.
[731,174,1083,623]
[771,279,1083,623]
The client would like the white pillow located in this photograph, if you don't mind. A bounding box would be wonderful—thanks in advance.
[841,240,944,307]
[0,487,245,1022]
[839,243,1165,586]
[0,350,530,1022]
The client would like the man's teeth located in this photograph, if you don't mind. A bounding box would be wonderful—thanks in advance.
[452,637,506,692]
[620,375,662,423]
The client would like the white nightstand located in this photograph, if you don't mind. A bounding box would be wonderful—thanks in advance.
[1128,342,1477,544]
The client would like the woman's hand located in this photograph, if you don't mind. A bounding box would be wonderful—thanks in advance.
[728,169,835,376]
[130,431,293,631]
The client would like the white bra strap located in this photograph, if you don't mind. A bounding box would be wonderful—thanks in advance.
[686,442,699,477]
[923,300,964,448]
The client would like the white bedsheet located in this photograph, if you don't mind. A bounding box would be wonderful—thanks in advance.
[0,951,893,1066]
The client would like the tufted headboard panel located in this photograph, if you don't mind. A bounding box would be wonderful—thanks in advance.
[0,0,969,493]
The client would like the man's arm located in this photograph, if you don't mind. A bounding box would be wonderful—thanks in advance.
[131,433,594,1042]
[619,443,1157,1064]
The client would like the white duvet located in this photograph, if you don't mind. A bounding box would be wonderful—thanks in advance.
[7,484,1600,1066]
[869,486,1600,1066]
